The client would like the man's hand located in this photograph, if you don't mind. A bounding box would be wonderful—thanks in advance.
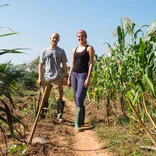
[37,79,42,87]
[63,77,68,85]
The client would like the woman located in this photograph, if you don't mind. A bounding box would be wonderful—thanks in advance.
[67,30,94,131]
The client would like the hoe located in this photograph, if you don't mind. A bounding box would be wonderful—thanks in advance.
[27,86,48,144]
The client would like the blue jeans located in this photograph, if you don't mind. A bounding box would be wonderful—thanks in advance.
[71,72,88,108]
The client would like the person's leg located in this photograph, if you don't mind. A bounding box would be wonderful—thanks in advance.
[72,72,88,129]
[51,77,64,121]
[75,75,87,107]
[71,72,78,98]
[41,81,52,118]
[71,72,80,128]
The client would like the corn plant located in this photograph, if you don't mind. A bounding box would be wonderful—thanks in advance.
[0,6,28,155]
[89,18,156,145]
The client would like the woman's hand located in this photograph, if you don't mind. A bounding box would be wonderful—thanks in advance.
[84,79,90,88]
[67,78,71,87]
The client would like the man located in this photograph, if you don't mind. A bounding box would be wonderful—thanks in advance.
[37,32,68,122]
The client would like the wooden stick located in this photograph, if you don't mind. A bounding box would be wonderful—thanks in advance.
[34,90,42,120]
[27,86,48,144]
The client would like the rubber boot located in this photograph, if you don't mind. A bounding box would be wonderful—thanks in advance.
[60,101,65,118]
[75,107,81,129]
[56,101,61,117]
[57,101,65,122]
[40,102,48,119]
[79,105,85,126]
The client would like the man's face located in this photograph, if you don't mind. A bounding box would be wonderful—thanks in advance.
[50,33,59,46]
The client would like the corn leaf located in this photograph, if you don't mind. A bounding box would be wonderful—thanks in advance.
[143,74,156,97]
[0,32,18,37]
[0,48,29,55]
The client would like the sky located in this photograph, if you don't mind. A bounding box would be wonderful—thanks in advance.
[0,0,155,66]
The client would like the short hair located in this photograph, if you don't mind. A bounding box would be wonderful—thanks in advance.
[51,32,60,40]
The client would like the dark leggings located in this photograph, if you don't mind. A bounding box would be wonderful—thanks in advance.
[71,72,88,108]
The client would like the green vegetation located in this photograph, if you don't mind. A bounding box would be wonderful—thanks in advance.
[64,87,74,101]
[0,5,155,155]
[0,5,39,155]
[87,18,156,155]
[95,125,155,156]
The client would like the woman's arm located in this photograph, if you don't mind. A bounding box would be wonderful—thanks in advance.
[67,49,75,86]
[84,45,94,88]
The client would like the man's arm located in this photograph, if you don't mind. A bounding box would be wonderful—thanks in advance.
[37,63,43,86]
[62,62,67,76]
[62,62,67,85]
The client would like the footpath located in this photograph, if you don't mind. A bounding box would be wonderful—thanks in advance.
[64,98,114,156]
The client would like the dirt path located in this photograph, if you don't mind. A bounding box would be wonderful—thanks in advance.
[22,96,114,156]
[64,98,114,156]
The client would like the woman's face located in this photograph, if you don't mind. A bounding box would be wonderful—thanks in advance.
[77,32,86,44]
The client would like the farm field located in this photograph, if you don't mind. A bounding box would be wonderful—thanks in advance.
[0,87,155,156]
[0,12,156,156]
[0,90,114,156]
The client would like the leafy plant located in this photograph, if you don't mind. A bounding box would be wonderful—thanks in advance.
[88,18,156,146]
[8,143,27,155]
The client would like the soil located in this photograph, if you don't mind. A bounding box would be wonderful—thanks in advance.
[63,99,114,156]
[0,95,115,156]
